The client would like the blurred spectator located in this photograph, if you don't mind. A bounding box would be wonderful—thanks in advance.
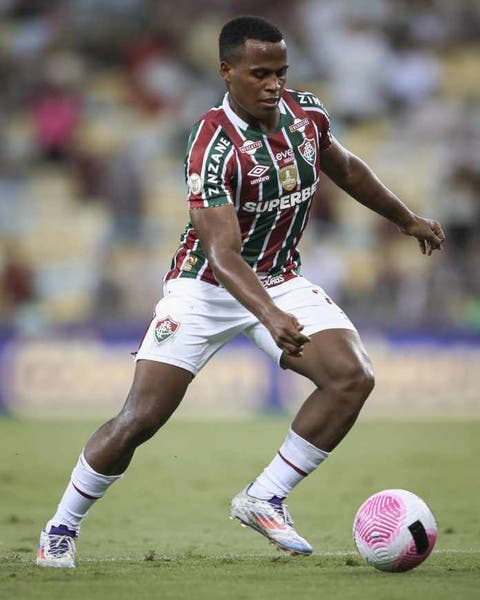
[388,39,441,112]
[0,240,36,318]
[320,17,393,124]
[124,32,190,114]
[439,165,480,256]
[104,145,145,243]
[29,52,85,162]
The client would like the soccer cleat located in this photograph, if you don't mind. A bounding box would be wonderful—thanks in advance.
[36,525,76,568]
[230,487,313,556]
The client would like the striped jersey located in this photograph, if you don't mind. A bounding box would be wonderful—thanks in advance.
[165,89,332,287]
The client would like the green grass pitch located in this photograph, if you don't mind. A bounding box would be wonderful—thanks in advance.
[0,418,479,599]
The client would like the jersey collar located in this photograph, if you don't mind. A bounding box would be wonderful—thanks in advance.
[222,93,287,133]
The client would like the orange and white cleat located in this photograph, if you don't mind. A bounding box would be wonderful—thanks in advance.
[36,526,76,568]
[230,487,313,556]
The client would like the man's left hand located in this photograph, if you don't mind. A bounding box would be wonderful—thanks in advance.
[398,215,446,256]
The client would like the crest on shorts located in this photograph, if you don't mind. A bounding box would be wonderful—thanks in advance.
[298,137,316,166]
[154,316,180,344]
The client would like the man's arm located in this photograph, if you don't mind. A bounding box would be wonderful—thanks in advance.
[320,137,445,255]
[189,204,310,356]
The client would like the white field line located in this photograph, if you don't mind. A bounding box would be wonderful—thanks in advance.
[4,549,480,564]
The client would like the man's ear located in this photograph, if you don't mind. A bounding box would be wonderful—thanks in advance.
[220,60,232,83]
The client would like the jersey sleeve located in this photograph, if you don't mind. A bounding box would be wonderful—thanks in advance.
[184,119,236,209]
[287,90,333,151]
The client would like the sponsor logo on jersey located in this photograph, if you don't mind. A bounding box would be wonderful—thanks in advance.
[298,137,316,166]
[248,165,269,177]
[204,136,231,197]
[239,139,263,155]
[289,118,309,133]
[297,93,324,107]
[279,164,298,191]
[247,164,270,185]
[243,180,318,213]
[188,173,203,195]
[154,316,180,344]
[261,274,285,288]
[275,148,294,162]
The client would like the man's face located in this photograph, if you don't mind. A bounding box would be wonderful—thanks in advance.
[220,38,288,128]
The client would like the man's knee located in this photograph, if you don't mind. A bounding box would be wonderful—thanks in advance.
[114,390,174,446]
[330,357,375,403]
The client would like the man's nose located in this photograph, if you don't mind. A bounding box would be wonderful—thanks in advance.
[265,74,281,92]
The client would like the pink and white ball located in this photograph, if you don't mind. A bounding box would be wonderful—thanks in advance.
[353,489,437,572]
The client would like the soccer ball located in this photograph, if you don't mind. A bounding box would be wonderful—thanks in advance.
[353,489,437,572]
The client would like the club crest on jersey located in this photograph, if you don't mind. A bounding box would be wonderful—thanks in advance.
[154,316,180,344]
[289,118,309,133]
[279,164,298,191]
[239,139,263,155]
[298,137,316,166]
[188,173,203,195]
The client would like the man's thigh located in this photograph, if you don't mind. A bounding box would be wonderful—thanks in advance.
[135,279,255,375]
[245,277,357,364]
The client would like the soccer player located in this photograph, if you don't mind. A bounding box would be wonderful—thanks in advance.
[37,16,445,567]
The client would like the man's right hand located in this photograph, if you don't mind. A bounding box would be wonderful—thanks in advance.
[263,308,311,357]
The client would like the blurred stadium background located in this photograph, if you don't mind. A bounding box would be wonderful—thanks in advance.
[0,0,479,419]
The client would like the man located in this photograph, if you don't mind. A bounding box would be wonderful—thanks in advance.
[37,16,445,567]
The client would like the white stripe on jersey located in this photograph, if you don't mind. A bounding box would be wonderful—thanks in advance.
[287,191,313,271]
[252,135,283,268]
[234,153,242,210]
[269,127,303,269]
[232,122,269,255]
[219,146,235,205]
[186,119,205,180]
[301,106,330,118]
[199,124,223,207]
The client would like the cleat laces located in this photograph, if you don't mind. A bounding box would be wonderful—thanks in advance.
[46,535,75,558]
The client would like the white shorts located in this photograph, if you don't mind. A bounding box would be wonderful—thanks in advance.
[135,276,357,376]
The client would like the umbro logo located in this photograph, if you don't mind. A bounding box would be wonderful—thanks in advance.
[248,165,269,178]
[247,164,270,185]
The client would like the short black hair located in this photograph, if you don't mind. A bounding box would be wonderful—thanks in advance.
[219,16,283,62]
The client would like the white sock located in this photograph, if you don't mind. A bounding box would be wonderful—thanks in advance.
[46,451,124,535]
[247,428,329,499]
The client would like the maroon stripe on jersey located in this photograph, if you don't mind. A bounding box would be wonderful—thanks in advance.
[285,200,314,272]
[187,117,221,174]
[282,90,308,119]
[283,90,331,155]
[255,209,297,272]
[278,451,308,477]
[216,111,246,147]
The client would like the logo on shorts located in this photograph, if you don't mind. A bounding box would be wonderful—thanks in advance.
[154,316,180,344]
